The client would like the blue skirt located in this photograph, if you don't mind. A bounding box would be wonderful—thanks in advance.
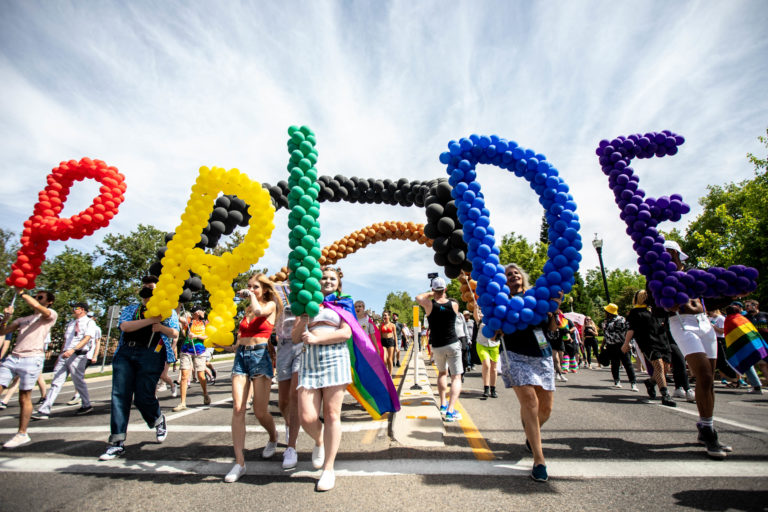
[298,341,352,389]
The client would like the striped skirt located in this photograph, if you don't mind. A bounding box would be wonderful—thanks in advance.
[298,341,352,389]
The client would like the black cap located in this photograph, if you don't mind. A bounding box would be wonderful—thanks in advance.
[72,301,89,310]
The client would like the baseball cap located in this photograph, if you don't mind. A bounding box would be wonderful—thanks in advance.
[431,277,446,291]
[663,240,688,261]
[72,301,89,311]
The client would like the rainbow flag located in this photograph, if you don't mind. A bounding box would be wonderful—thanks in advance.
[323,295,400,419]
[723,314,768,374]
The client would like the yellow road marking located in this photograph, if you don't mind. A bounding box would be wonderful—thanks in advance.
[425,359,495,461]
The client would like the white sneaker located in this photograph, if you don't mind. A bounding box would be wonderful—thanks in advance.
[262,441,277,459]
[99,443,125,461]
[224,463,246,483]
[614,381,623,388]
[316,469,335,491]
[631,383,639,392]
[3,432,31,449]
[282,447,298,469]
[311,444,325,469]
[171,382,178,398]
[66,397,82,406]
[686,389,696,402]
[156,383,167,392]
[673,387,686,399]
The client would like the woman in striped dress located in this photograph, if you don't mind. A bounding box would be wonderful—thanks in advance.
[292,266,352,492]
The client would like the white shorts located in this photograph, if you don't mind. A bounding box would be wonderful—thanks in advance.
[433,342,463,375]
[276,338,303,382]
[668,313,717,359]
[0,355,44,391]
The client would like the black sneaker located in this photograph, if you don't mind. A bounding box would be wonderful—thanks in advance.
[531,464,548,482]
[660,394,676,407]
[99,442,125,461]
[644,379,657,399]
[30,412,49,420]
[490,388,498,398]
[697,424,732,453]
[155,415,168,443]
[75,406,94,415]
[696,424,727,459]
[481,387,489,399]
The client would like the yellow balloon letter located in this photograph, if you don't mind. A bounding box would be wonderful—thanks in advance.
[146,166,275,346]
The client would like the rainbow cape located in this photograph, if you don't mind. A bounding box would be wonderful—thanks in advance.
[323,294,400,419]
[723,313,768,374]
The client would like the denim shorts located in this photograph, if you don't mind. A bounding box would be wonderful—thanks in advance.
[232,345,274,379]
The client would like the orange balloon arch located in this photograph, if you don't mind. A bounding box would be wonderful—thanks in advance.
[270,221,431,282]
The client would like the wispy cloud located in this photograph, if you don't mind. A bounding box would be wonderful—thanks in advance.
[1,0,767,312]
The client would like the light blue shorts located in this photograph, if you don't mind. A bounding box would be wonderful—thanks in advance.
[0,355,45,391]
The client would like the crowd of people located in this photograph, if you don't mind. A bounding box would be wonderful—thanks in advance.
[0,238,766,489]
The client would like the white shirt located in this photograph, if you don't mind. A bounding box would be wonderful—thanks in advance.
[63,316,97,352]
[87,324,102,359]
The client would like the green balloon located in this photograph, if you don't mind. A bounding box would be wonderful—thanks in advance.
[303,256,318,269]
[295,266,310,281]
[290,150,304,164]
[312,291,325,304]
[299,195,314,210]
[288,125,299,135]
[298,158,312,171]
[288,258,301,271]
[298,176,313,190]
[310,267,323,280]
[300,140,314,156]
[292,225,308,239]
[308,226,321,240]
[291,302,305,315]
[307,206,320,218]
[303,277,320,292]
[288,237,300,250]
[291,204,307,218]
[306,134,317,145]
[306,187,318,200]
[301,214,316,230]
[297,289,312,305]
[291,131,306,144]
[293,245,309,259]
[307,152,317,165]
[301,235,316,250]
[309,247,323,260]
[304,302,320,317]
[300,125,314,137]
[290,167,305,181]
[305,169,318,181]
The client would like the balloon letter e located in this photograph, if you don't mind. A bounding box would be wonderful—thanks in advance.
[146,167,275,346]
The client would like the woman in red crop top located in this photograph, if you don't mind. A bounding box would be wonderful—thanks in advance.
[379,311,396,374]
[215,273,283,483]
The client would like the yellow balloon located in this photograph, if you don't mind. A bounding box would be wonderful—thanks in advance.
[146,166,275,346]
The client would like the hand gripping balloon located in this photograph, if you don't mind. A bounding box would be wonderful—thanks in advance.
[6,158,126,289]
[146,166,275,346]
[285,125,324,317]
[439,135,582,338]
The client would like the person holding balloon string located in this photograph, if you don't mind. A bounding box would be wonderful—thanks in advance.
[214,272,282,483]
[498,263,562,483]
[292,265,353,492]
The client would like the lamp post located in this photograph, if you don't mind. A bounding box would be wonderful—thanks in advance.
[592,233,611,304]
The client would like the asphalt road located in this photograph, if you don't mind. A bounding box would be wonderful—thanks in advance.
[0,350,766,512]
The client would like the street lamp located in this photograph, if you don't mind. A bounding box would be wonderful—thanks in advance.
[592,233,611,304]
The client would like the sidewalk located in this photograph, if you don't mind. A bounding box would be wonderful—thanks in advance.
[391,345,445,447]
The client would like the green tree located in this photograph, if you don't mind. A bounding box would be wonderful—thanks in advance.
[584,267,646,322]
[0,228,20,303]
[539,211,549,244]
[383,291,416,326]
[36,248,103,346]
[498,232,548,282]
[678,131,768,305]
[96,224,166,308]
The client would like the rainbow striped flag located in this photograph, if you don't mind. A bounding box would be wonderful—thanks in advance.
[323,296,400,420]
[723,313,768,374]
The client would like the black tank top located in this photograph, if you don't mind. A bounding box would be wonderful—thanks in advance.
[123,305,155,347]
[427,299,458,348]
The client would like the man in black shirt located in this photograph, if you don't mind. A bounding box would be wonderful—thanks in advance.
[416,277,462,422]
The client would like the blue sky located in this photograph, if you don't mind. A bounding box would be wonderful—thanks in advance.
[1,1,767,314]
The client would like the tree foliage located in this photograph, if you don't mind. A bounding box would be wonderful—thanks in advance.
[383,291,417,327]
[678,131,768,305]
[0,228,20,303]
[497,232,548,282]
[583,267,646,321]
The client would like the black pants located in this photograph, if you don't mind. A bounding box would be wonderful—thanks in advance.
[584,337,599,364]
[607,344,636,384]
[716,337,739,379]
[668,340,690,390]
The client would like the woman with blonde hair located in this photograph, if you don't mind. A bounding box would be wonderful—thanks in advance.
[379,311,397,374]
[499,263,561,482]
[293,266,353,492]
[216,273,283,483]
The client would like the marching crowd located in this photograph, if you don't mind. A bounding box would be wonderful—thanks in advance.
[0,239,766,489]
